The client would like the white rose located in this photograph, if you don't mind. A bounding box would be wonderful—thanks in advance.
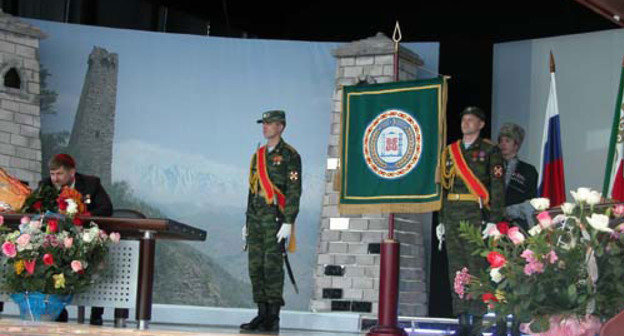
[528,225,542,236]
[561,202,576,215]
[66,199,78,214]
[571,187,592,203]
[482,223,501,239]
[530,198,550,211]
[586,213,613,233]
[490,267,504,283]
[82,232,94,243]
[586,191,602,206]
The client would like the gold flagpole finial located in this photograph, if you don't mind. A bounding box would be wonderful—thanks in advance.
[392,21,402,44]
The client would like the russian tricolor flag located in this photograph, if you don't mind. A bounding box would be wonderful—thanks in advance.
[538,52,566,207]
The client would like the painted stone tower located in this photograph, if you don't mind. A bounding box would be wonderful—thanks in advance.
[68,46,118,187]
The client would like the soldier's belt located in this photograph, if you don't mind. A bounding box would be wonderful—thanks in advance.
[447,193,479,202]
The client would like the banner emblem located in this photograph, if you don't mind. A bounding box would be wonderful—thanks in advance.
[362,110,422,179]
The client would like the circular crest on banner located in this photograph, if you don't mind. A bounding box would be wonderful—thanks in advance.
[362,110,422,179]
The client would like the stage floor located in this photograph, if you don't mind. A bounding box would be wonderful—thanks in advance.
[0,317,513,335]
[0,319,365,336]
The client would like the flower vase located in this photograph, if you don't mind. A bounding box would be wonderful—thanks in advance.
[10,292,73,321]
[520,315,602,336]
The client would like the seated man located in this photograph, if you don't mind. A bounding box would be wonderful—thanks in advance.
[41,154,113,325]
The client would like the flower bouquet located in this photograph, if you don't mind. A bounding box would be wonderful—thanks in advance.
[0,186,120,320]
[455,187,624,335]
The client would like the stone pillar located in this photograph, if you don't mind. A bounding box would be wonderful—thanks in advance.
[0,10,46,188]
[311,33,429,317]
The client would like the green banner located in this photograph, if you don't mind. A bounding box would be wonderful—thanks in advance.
[339,78,447,214]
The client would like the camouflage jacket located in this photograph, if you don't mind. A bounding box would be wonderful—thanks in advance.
[441,137,505,222]
[247,138,302,224]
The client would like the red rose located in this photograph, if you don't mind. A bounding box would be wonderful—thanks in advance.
[482,293,498,303]
[43,253,54,266]
[47,219,58,233]
[496,222,510,235]
[57,198,67,211]
[73,217,83,226]
[487,251,507,268]
[83,211,91,217]
[32,201,42,211]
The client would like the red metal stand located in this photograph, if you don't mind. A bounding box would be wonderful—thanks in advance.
[367,215,407,336]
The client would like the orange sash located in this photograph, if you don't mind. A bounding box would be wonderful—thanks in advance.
[449,141,490,207]
[256,146,286,212]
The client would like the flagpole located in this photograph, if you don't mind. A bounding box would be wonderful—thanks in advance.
[367,21,407,336]
[603,55,624,198]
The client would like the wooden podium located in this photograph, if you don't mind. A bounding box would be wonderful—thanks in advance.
[2,214,207,330]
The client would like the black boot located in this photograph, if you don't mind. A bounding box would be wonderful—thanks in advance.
[240,302,267,331]
[456,314,474,336]
[261,302,281,333]
[90,307,104,325]
[56,308,68,322]
[495,317,508,336]
[510,318,521,336]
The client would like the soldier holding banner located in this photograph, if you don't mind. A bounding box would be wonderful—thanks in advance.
[440,106,505,336]
[241,110,302,333]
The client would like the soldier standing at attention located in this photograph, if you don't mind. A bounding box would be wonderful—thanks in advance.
[439,106,505,336]
[240,110,302,334]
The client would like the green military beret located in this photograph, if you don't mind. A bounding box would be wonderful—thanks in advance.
[460,106,486,121]
[257,110,286,124]
[498,122,525,147]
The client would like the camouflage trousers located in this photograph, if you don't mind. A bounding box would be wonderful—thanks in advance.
[246,207,285,306]
[441,200,487,316]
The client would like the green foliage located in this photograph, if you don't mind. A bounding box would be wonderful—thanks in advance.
[457,196,624,331]
[20,184,59,213]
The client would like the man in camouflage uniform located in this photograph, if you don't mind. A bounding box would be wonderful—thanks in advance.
[440,106,505,336]
[240,110,302,333]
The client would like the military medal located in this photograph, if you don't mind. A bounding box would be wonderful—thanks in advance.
[289,171,299,181]
[479,151,485,162]
[272,155,283,166]
[493,165,504,178]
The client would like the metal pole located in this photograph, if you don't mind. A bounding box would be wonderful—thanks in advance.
[367,21,407,336]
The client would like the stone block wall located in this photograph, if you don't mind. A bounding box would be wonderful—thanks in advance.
[0,11,45,189]
[311,33,429,317]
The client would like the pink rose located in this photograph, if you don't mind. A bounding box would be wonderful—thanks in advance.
[614,204,624,217]
[109,232,121,243]
[20,216,29,225]
[16,234,31,247]
[64,237,73,249]
[547,250,558,264]
[2,242,16,258]
[536,211,553,229]
[71,260,84,273]
[507,227,525,245]
[0,215,4,226]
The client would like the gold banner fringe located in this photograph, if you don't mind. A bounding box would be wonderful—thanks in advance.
[338,200,441,215]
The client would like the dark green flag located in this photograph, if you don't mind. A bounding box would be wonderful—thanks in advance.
[339,78,447,214]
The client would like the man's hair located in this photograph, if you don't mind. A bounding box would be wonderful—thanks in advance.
[49,154,76,170]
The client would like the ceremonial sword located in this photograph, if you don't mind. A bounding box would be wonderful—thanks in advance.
[275,204,299,294]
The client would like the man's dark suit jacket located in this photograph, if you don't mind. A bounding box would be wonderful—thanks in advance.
[39,173,113,216]
[505,160,538,206]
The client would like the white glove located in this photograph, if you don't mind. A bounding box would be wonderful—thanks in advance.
[436,223,445,251]
[276,223,292,242]
[242,224,247,242]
